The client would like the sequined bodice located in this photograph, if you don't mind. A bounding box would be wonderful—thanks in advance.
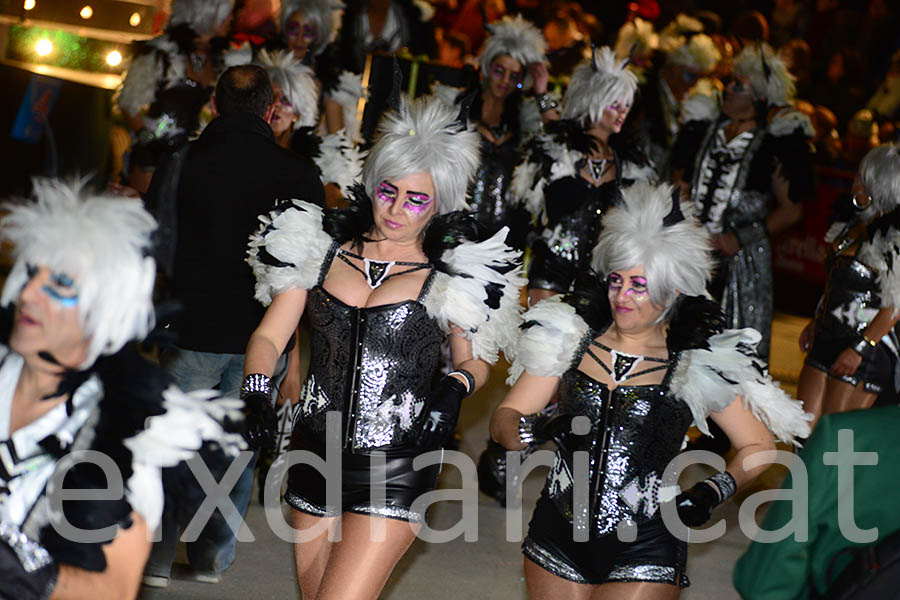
[544,365,693,537]
[468,134,520,235]
[299,285,445,452]
[538,177,620,266]
[816,239,880,338]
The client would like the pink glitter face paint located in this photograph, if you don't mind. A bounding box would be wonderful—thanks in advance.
[607,273,649,298]
[403,191,433,214]
[376,180,398,205]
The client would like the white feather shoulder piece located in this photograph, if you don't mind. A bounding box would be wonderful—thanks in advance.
[768,107,815,138]
[423,227,525,364]
[511,137,550,221]
[506,295,589,385]
[327,70,365,143]
[315,129,368,195]
[431,82,464,107]
[124,386,247,467]
[858,226,900,314]
[247,200,334,305]
[680,92,718,124]
[621,160,658,184]
[669,328,812,444]
[117,36,184,115]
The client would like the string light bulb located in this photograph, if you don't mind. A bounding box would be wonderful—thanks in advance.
[129,12,141,27]
[106,50,123,67]
[24,0,36,10]
[80,5,92,19]
[35,39,53,56]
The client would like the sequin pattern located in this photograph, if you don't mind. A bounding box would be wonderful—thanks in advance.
[468,134,520,234]
[544,368,693,538]
[300,287,445,451]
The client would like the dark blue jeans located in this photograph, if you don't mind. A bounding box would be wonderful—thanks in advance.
[144,348,284,578]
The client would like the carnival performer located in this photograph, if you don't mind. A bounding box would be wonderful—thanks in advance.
[512,46,655,307]
[117,0,235,194]
[434,15,548,249]
[255,48,365,201]
[0,180,245,599]
[670,42,815,359]
[798,143,900,428]
[491,182,811,598]
[243,92,524,599]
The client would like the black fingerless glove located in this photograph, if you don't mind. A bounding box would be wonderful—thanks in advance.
[241,374,277,450]
[675,471,737,527]
[0,528,58,600]
[415,372,470,451]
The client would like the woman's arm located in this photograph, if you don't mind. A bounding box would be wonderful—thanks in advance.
[447,326,490,394]
[244,288,308,378]
[490,372,560,451]
[709,396,777,490]
[831,305,900,377]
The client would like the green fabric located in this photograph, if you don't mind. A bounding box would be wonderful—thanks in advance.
[733,406,900,599]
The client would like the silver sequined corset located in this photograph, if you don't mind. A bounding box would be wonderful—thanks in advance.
[299,285,446,452]
[468,135,520,234]
[544,368,693,537]
[816,249,880,338]
[539,177,620,265]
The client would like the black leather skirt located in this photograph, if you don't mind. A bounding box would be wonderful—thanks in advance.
[805,323,894,394]
[523,494,689,588]
[284,427,441,523]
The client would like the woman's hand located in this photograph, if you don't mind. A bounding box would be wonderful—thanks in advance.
[529,62,550,95]
[830,347,863,378]
[799,321,814,352]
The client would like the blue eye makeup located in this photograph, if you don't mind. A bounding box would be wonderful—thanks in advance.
[26,263,79,307]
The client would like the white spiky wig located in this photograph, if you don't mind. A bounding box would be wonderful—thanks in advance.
[859,143,900,218]
[361,94,480,214]
[0,180,157,369]
[561,46,638,125]
[657,13,704,54]
[280,0,345,57]
[733,43,796,106]
[478,15,546,85]
[255,49,320,128]
[614,18,658,61]
[666,33,721,74]
[169,0,235,36]
[592,182,713,315]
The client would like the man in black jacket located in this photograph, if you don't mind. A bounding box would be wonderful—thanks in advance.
[143,64,324,587]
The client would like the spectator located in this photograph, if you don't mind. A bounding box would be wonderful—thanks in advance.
[141,64,324,587]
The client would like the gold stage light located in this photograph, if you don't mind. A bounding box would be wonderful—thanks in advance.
[106,50,123,67]
[35,38,53,56]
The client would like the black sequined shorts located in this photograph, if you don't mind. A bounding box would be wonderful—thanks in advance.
[805,329,893,394]
[523,495,689,588]
[284,428,441,523]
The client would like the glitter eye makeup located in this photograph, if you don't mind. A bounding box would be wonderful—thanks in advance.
[376,181,398,204]
[302,24,317,40]
[403,192,433,214]
[608,274,648,298]
[491,64,506,79]
[277,93,293,108]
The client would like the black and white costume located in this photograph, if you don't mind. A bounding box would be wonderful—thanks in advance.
[512,120,654,292]
[671,106,815,357]
[509,287,810,585]
[806,208,900,393]
[247,191,524,521]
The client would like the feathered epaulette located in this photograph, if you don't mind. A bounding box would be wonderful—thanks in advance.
[247,199,334,305]
[511,119,598,221]
[323,182,375,245]
[117,33,185,116]
[858,207,900,313]
[506,294,590,385]
[666,295,725,353]
[38,345,245,571]
[421,214,525,364]
[680,92,719,124]
[315,129,368,195]
[668,327,811,445]
[290,126,323,161]
[767,107,815,139]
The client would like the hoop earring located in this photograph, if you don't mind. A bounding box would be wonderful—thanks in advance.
[852,193,872,210]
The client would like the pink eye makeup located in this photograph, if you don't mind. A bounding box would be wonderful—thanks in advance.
[491,65,524,88]
[286,21,317,40]
[403,192,433,213]
[376,181,398,204]
[608,273,649,297]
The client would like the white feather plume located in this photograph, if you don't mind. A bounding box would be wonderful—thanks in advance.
[768,107,815,138]
[247,200,334,305]
[510,137,549,221]
[327,70,365,143]
[680,91,719,123]
[124,386,246,466]
[858,226,900,315]
[117,36,184,116]
[315,129,367,194]
[506,296,588,385]
[669,328,812,444]
[423,227,525,364]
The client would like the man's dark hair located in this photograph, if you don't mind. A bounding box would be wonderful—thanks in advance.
[214,65,274,118]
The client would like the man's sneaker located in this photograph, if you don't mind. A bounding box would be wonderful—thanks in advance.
[141,575,170,588]
[187,571,222,584]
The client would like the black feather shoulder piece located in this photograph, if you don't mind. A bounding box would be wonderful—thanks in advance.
[562,271,612,332]
[666,295,726,353]
[323,182,375,246]
[289,127,324,163]
[545,119,600,156]
[866,205,900,241]
[422,210,481,272]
